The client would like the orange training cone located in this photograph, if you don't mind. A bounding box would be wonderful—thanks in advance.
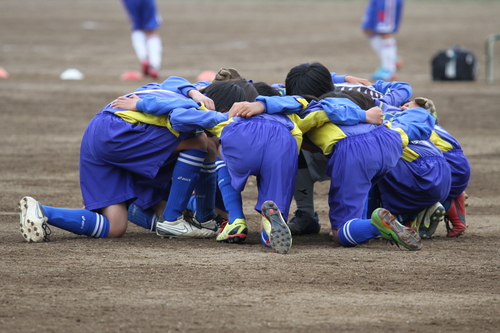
[0,67,8,79]
[120,70,143,81]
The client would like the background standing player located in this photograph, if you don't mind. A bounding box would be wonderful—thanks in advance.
[121,0,163,79]
[362,0,404,81]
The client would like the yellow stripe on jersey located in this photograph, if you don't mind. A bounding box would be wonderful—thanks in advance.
[198,103,209,111]
[288,110,331,134]
[384,122,417,162]
[306,123,347,155]
[114,110,180,137]
[429,131,454,152]
[289,110,347,155]
[114,105,209,138]
[401,146,420,162]
[296,97,309,110]
[286,115,303,154]
[206,118,234,138]
[288,111,334,154]
[384,122,409,148]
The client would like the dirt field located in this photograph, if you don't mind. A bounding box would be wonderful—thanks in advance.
[1,0,499,332]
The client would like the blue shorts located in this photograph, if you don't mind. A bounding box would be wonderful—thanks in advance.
[80,112,181,211]
[220,118,298,220]
[327,125,402,230]
[122,0,161,31]
[378,155,452,216]
[361,0,404,34]
[444,149,470,199]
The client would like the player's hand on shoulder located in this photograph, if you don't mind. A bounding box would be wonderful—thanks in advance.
[228,101,265,118]
[189,89,215,110]
[111,94,140,110]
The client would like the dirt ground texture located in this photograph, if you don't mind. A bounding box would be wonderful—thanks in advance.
[1,0,499,332]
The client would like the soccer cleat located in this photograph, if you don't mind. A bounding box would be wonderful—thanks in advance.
[261,201,292,254]
[187,212,226,233]
[216,218,248,243]
[287,210,321,235]
[156,215,217,239]
[19,196,51,242]
[141,60,150,76]
[417,203,445,239]
[199,219,218,232]
[445,192,468,237]
[370,208,422,251]
[260,216,271,248]
[371,67,398,81]
[396,57,404,71]
[445,217,467,238]
[147,67,159,80]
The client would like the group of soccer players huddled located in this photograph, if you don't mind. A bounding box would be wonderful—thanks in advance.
[19,62,469,254]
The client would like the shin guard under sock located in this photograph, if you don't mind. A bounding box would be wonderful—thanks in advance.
[163,149,207,221]
[194,161,217,222]
[337,218,380,247]
[42,205,110,238]
[216,159,244,223]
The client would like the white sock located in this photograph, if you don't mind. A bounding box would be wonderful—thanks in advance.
[131,30,148,62]
[147,35,162,70]
[380,37,397,72]
[369,35,382,58]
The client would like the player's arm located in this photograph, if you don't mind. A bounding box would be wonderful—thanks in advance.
[387,107,436,141]
[331,72,371,86]
[169,108,229,134]
[372,80,413,107]
[228,95,308,117]
[318,98,372,125]
[161,76,216,110]
[111,94,201,116]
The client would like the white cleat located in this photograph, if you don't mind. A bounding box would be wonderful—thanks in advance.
[19,196,50,242]
[156,216,217,239]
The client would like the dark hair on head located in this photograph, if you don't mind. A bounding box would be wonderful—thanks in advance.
[319,89,374,110]
[201,81,247,112]
[285,62,334,97]
[252,81,280,96]
[228,79,259,102]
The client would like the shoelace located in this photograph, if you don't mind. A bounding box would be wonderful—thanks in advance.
[218,220,228,234]
[42,223,51,242]
[214,215,228,229]
[183,212,203,230]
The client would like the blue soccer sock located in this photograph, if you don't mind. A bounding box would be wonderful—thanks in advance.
[128,202,157,231]
[42,205,110,238]
[163,149,207,221]
[216,159,244,223]
[337,218,380,247]
[194,161,217,222]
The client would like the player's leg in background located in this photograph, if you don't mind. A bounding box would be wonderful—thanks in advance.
[288,151,322,235]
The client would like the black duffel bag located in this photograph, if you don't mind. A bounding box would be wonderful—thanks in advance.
[431,46,477,81]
